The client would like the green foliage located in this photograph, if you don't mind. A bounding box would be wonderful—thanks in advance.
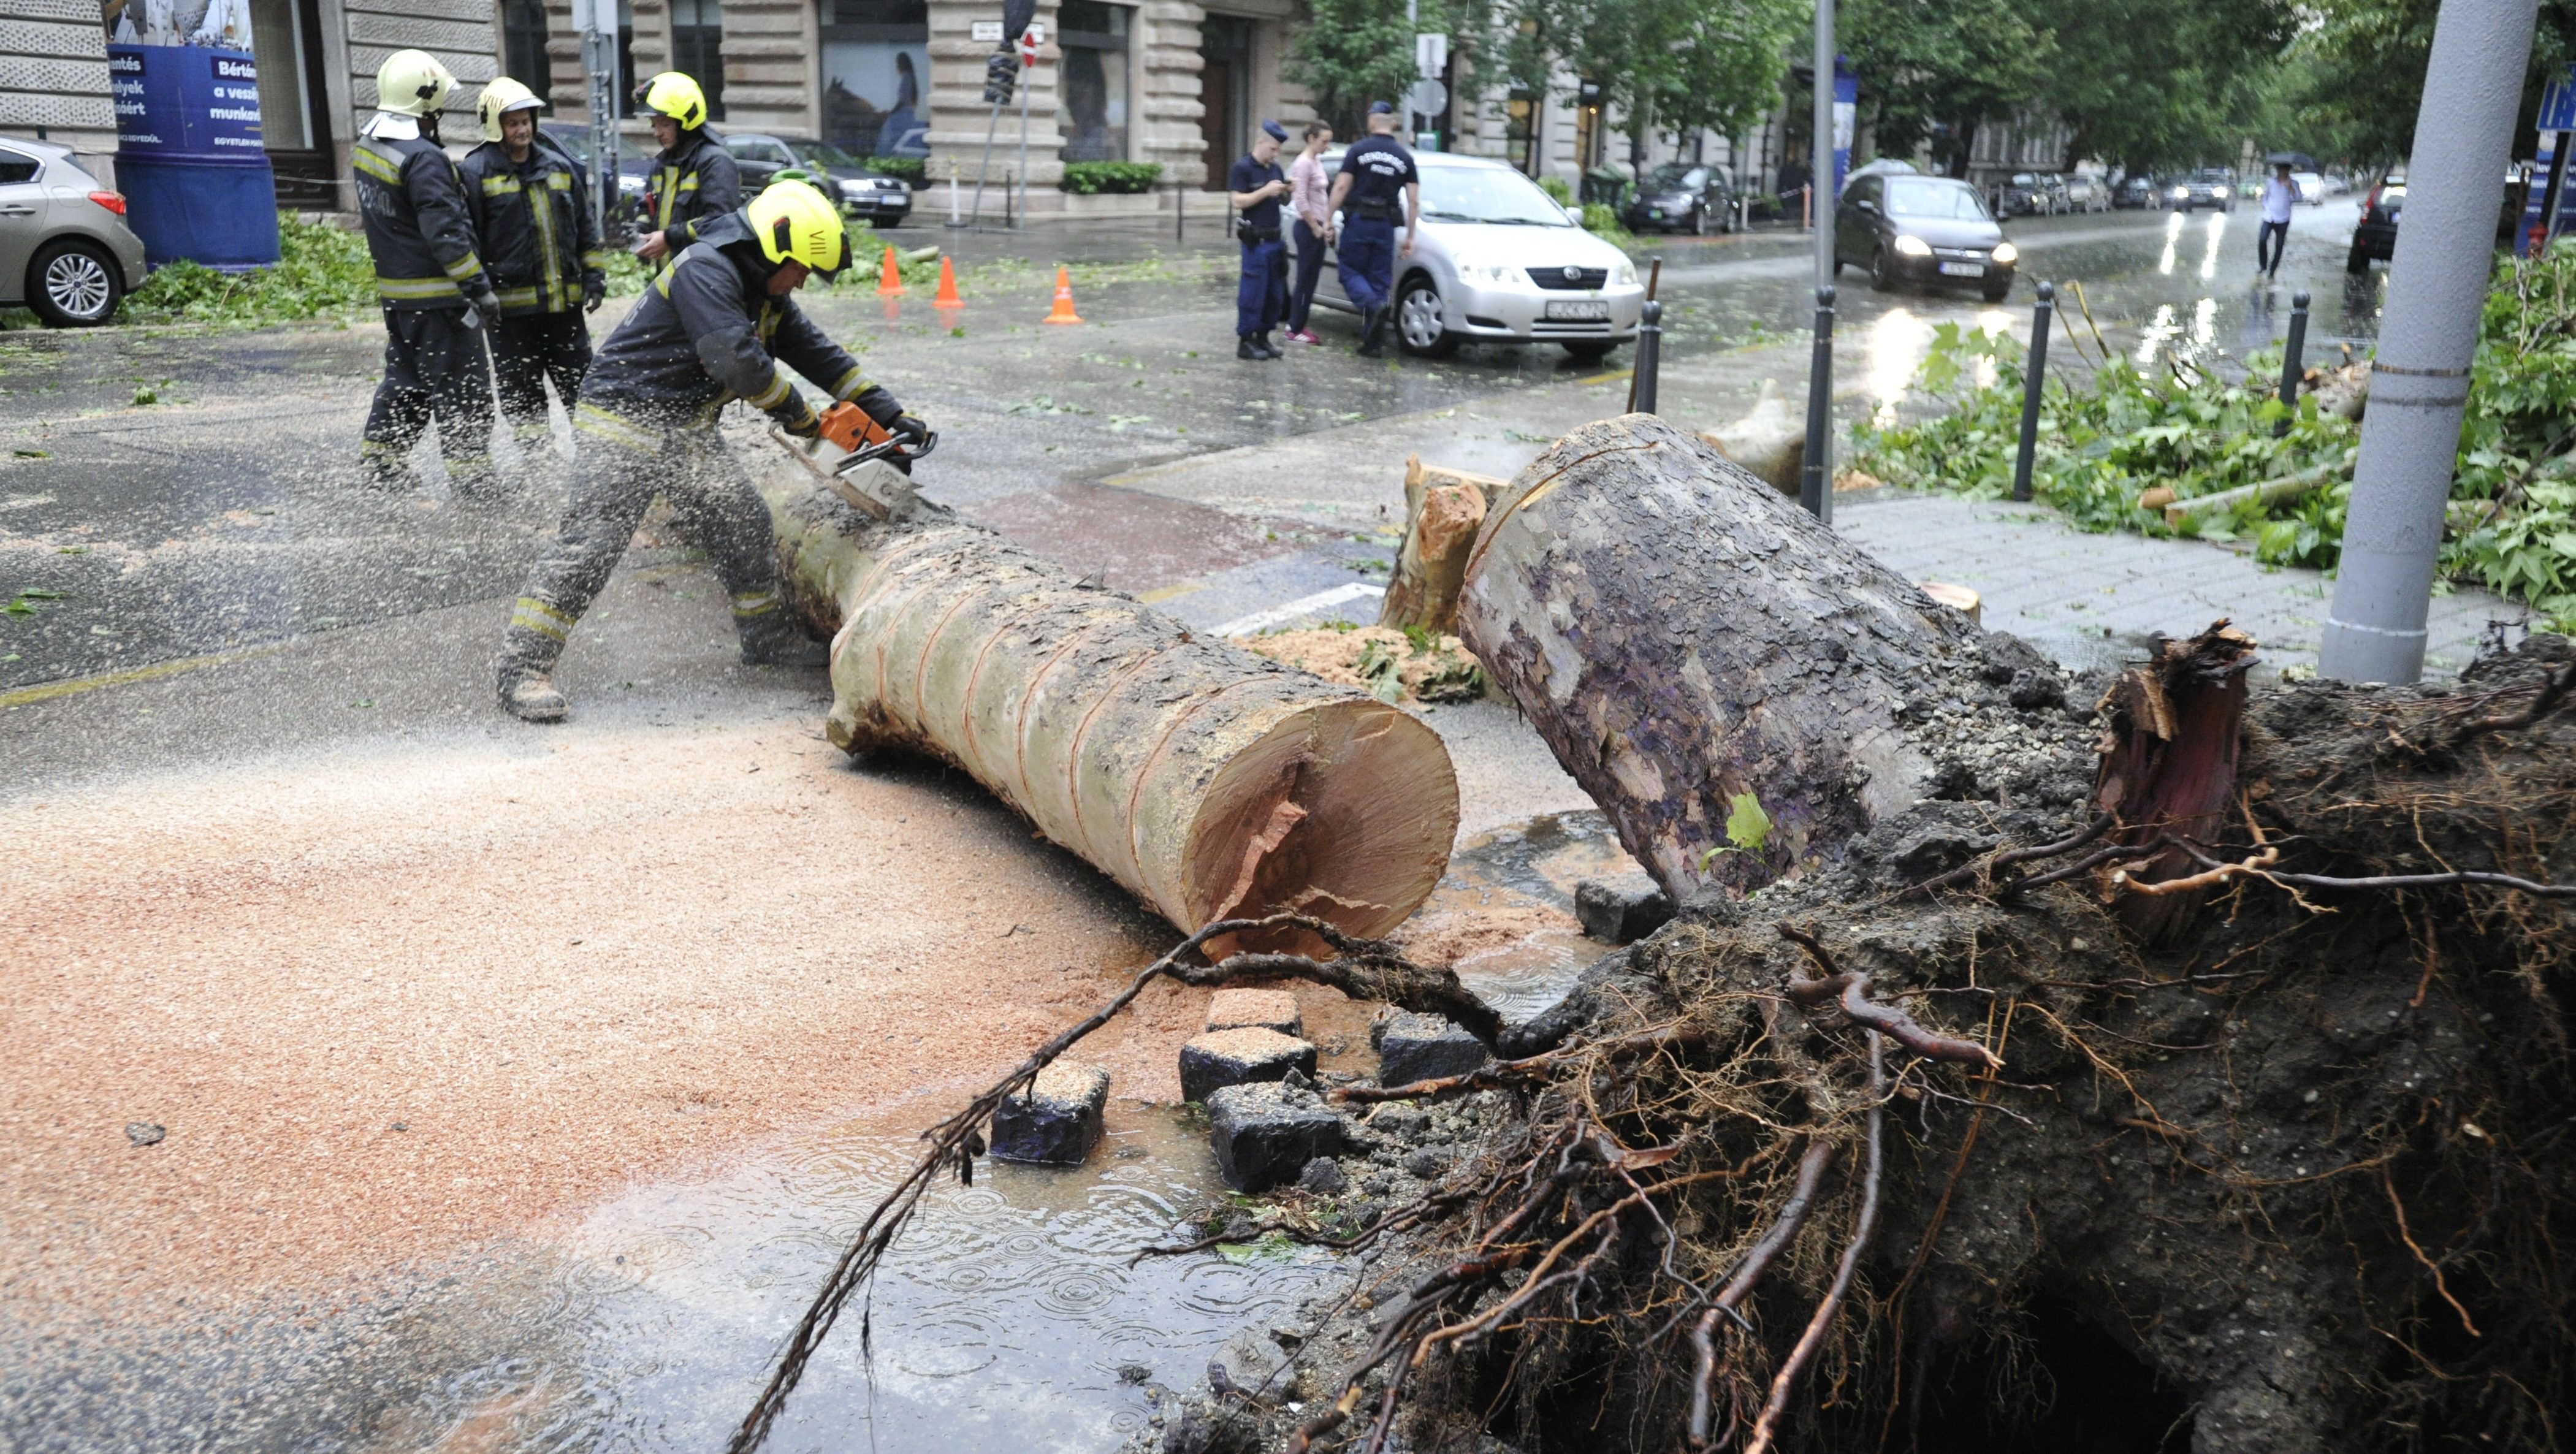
[1357,636,1408,702]
[1293,0,1447,133]
[1848,243,2576,628]
[864,155,928,183]
[124,213,376,329]
[1535,174,1574,206]
[1696,790,1774,871]
[2293,0,2576,166]
[1578,202,1630,243]
[1060,161,1164,194]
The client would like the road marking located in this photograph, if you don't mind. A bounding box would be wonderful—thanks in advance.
[1137,580,1207,603]
[1211,582,1382,637]
[1,639,298,709]
[1574,369,1633,385]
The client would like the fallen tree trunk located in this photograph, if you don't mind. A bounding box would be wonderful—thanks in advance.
[1376,455,1498,634]
[751,445,1460,946]
[1457,411,2082,899]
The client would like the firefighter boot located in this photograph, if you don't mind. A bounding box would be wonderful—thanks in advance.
[496,597,574,722]
[736,592,829,668]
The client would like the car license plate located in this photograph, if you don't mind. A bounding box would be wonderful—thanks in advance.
[1545,300,1610,321]
[1648,209,1663,219]
[1938,262,1986,278]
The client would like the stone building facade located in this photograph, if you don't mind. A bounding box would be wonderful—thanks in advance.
[2,0,118,183]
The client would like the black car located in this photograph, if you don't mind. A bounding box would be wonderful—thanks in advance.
[1620,162,1736,235]
[1834,172,2018,302]
[2114,175,2159,209]
[2348,170,2404,273]
[2170,168,2235,213]
[722,133,913,227]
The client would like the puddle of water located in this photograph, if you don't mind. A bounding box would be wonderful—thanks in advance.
[1428,809,1631,1024]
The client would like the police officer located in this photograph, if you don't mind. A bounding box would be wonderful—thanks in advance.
[632,72,742,276]
[460,78,609,470]
[493,181,926,723]
[1325,101,1420,359]
[352,50,502,491]
[1228,119,1290,360]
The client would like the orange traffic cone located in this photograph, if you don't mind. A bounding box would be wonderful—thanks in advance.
[876,245,905,296]
[933,255,962,307]
[1042,265,1083,324]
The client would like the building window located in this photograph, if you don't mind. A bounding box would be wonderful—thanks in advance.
[1059,1,1130,162]
[1198,13,1254,187]
[502,0,553,99]
[1505,88,1540,176]
[619,0,638,117]
[670,0,726,120]
[245,0,313,150]
[820,0,929,159]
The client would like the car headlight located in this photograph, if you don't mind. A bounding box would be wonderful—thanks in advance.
[2171,186,2189,197]
[1989,242,2018,264]
[1892,234,1933,257]
[1611,261,1637,286]
[1455,259,1521,286]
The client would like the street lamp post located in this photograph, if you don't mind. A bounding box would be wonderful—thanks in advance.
[1799,0,1836,521]
[2319,0,2540,683]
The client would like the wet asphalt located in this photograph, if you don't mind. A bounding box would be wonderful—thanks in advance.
[0,201,2384,775]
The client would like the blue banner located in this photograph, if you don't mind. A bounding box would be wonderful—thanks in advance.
[110,44,264,161]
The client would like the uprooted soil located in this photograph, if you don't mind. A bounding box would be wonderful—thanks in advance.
[1130,630,2576,1454]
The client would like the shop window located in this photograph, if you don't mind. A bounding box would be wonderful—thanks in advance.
[1059,1,1131,162]
[501,0,554,99]
[245,0,312,149]
[671,0,726,120]
[820,0,930,159]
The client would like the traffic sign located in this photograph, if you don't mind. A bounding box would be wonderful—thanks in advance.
[1406,78,1447,120]
[2542,64,2576,132]
[1414,32,1447,78]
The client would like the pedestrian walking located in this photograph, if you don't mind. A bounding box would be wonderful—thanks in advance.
[1284,120,1335,346]
[352,49,502,493]
[1327,102,1420,359]
[493,181,926,723]
[2258,161,2296,280]
[460,77,608,473]
[631,72,741,277]
[1229,119,1291,360]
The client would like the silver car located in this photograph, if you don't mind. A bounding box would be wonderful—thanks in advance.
[0,137,147,327]
[1290,151,1645,361]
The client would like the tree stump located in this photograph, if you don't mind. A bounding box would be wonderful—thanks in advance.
[1377,455,1501,636]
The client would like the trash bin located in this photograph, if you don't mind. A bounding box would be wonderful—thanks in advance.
[110,43,281,271]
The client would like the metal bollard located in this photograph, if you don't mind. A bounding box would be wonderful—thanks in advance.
[1634,300,1663,414]
[1799,284,1835,521]
[2011,280,2054,503]
[2274,288,2312,437]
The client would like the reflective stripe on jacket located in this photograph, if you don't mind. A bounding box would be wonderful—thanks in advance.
[352,132,487,310]
[643,131,742,273]
[580,209,875,427]
[459,139,606,316]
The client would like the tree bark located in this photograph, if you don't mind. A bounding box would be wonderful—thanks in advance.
[1376,455,1499,635]
[755,451,1461,948]
[1457,413,2020,899]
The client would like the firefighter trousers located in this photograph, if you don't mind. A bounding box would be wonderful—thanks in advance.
[362,305,495,482]
[490,311,593,444]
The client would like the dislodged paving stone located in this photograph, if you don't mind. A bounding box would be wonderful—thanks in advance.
[1375,1011,1490,1089]
[1207,1082,1349,1192]
[989,1062,1111,1165]
[1574,869,1675,943]
[1205,987,1303,1037]
[1179,1026,1318,1104]
[1298,1155,1350,1195]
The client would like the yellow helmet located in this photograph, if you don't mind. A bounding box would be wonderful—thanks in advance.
[477,77,544,143]
[376,49,455,118]
[747,180,850,277]
[636,71,710,131]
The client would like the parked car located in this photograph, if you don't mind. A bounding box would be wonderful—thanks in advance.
[2001,171,2065,216]
[2170,169,2235,212]
[539,121,652,227]
[2061,175,2111,212]
[1287,151,1644,360]
[722,133,913,226]
[0,137,146,327]
[2349,169,2404,272]
[2114,174,2160,209]
[2292,170,2327,205]
[1834,172,2018,302]
[1619,161,1737,235]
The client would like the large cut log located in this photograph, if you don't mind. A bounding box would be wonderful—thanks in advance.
[1376,455,1499,634]
[1457,413,2081,898]
[752,447,1461,947]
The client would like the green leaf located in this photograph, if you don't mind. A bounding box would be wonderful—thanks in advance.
[1724,790,1773,853]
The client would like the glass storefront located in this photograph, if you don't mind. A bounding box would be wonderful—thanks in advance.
[1057,1,1130,162]
[820,0,929,159]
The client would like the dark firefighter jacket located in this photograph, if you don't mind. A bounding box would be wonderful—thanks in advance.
[643,130,742,267]
[351,128,491,311]
[459,138,609,317]
[580,210,893,434]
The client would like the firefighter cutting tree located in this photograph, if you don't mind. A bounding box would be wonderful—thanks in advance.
[493,178,927,723]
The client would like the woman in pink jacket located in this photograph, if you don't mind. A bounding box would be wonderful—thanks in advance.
[1284,120,1336,346]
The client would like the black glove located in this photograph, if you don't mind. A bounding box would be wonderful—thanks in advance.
[584,272,606,313]
[890,414,929,448]
[462,283,502,327]
[849,383,904,428]
[774,400,821,440]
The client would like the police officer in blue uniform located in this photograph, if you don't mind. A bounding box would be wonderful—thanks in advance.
[1227,118,1291,360]
[1326,101,1420,358]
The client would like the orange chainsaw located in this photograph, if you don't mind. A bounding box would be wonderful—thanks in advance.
[813,400,937,473]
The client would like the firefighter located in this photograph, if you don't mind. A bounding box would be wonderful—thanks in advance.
[631,71,741,276]
[352,49,501,491]
[493,180,927,723]
[460,77,608,469]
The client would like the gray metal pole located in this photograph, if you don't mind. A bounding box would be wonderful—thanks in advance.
[1800,284,1835,521]
[2012,281,2053,502]
[2319,0,2539,684]
[1812,0,1834,289]
[1634,300,1663,414]
[2274,289,2311,438]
